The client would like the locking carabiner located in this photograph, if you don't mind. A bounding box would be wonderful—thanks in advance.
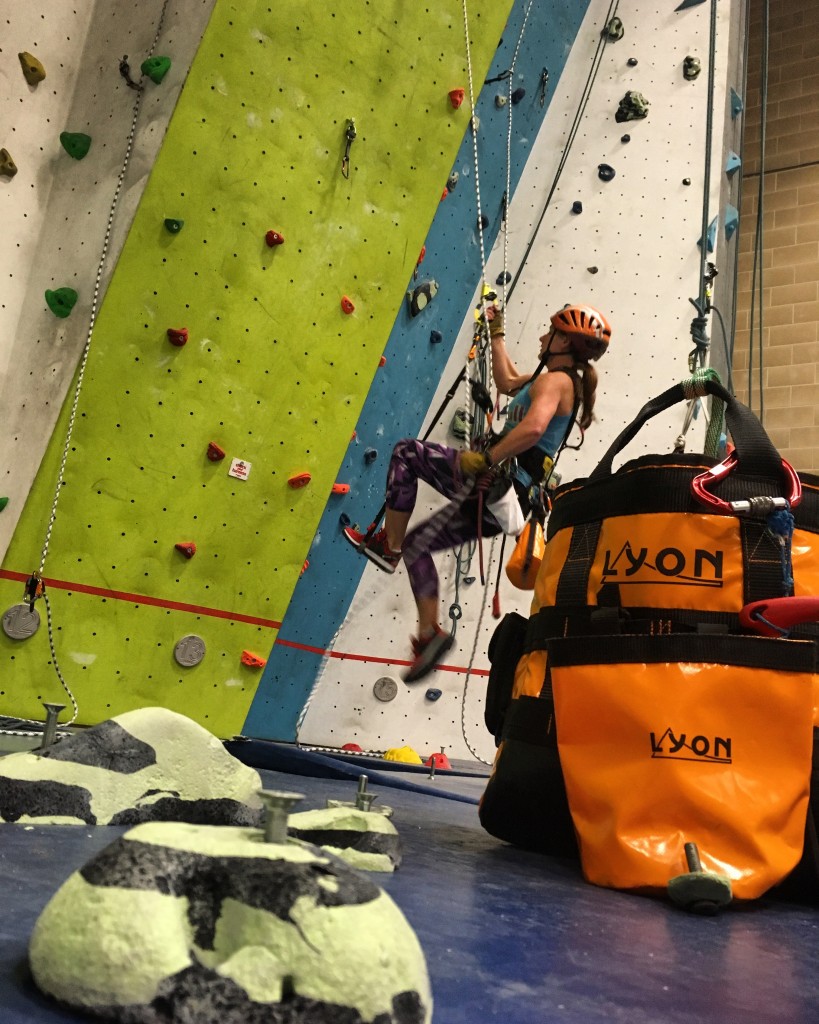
[691,450,802,515]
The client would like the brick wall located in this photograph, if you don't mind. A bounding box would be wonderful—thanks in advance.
[734,0,819,471]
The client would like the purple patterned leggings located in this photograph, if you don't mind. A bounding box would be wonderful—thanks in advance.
[386,438,501,600]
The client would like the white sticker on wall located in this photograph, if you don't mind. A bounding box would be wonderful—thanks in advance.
[228,458,251,480]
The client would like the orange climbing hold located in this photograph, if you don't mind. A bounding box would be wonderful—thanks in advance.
[288,472,312,489]
[241,650,267,668]
[448,88,465,109]
[206,441,226,462]
[167,327,188,347]
[175,542,196,559]
[340,296,355,315]
[332,483,350,495]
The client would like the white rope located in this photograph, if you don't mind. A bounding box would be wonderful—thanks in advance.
[458,535,497,766]
[19,1,172,729]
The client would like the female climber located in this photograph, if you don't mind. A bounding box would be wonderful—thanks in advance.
[343,303,612,683]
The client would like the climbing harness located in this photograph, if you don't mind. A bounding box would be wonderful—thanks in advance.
[10,0,173,734]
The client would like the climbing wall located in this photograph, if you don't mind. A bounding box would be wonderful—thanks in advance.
[0,0,514,736]
[295,0,742,762]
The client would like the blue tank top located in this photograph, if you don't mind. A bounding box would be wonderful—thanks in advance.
[501,381,573,458]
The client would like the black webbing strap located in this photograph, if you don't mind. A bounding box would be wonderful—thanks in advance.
[741,519,793,602]
[553,520,602,606]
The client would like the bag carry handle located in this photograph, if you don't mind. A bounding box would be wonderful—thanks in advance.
[589,378,789,489]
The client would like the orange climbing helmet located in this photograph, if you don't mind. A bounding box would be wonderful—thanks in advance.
[550,304,611,361]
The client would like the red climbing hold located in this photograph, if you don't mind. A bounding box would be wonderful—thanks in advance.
[241,650,267,668]
[416,245,426,267]
[448,88,465,109]
[265,230,285,246]
[340,296,355,315]
[342,742,363,752]
[440,189,448,201]
[288,472,312,489]
[425,751,452,770]
[167,327,188,347]
[206,442,226,462]
[379,355,387,367]
[175,542,196,559]
[332,483,350,495]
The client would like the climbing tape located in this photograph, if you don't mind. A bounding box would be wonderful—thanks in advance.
[22,0,173,729]
[767,507,795,596]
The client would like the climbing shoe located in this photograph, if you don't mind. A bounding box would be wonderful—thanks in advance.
[403,626,454,683]
[342,526,401,574]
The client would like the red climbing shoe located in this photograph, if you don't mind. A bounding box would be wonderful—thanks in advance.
[342,526,402,574]
[403,626,454,683]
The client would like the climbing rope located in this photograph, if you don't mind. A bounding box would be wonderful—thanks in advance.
[747,0,769,425]
[18,1,172,729]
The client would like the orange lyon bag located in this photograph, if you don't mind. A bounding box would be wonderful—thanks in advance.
[549,633,816,900]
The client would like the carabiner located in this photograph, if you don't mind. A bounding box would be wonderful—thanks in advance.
[691,451,802,514]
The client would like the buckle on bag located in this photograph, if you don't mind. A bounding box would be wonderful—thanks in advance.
[691,451,802,515]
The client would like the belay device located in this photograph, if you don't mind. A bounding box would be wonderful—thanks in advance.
[480,375,819,911]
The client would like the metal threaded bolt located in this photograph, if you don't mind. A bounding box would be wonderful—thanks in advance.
[258,789,304,844]
[355,774,377,812]
[40,702,66,751]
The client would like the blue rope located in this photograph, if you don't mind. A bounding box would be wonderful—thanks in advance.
[766,506,795,595]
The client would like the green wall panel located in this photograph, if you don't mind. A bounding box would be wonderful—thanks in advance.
[1,0,513,736]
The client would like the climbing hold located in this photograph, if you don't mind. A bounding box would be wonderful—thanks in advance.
[602,16,624,41]
[206,441,226,462]
[724,204,739,241]
[511,87,526,105]
[627,57,638,67]
[141,56,171,84]
[383,745,423,765]
[446,171,459,192]
[698,215,719,253]
[288,472,312,489]
[164,218,184,234]
[166,327,188,347]
[241,650,267,669]
[682,177,692,186]
[463,576,476,585]
[571,200,583,214]
[430,330,443,344]
[450,408,470,441]
[265,230,285,247]
[425,690,443,703]
[18,52,46,85]
[340,295,355,315]
[621,134,631,143]
[477,214,489,231]
[407,280,438,317]
[730,88,743,119]
[448,88,465,109]
[425,751,451,769]
[683,55,701,80]
[495,271,512,285]
[587,266,599,274]
[174,542,197,559]
[0,149,18,177]
[495,94,507,108]
[725,151,741,176]
[440,189,448,201]
[332,483,350,495]
[341,742,363,753]
[44,287,78,318]
[364,447,378,464]
[0,497,8,512]
[59,132,92,160]
[416,245,426,268]
[676,0,708,10]
[598,163,616,181]
[615,90,649,123]
[339,513,351,527]
[378,355,387,367]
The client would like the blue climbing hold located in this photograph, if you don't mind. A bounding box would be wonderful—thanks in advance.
[339,513,351,527]
[495,271,512,286]
[430,330,443,344]
[697,215,719,253]
[725,151,741,176]
[364,447,378,464]
[572,200,583,214]
[730,88,743,119]
[724,204,739,241]
[598,163,616,182]
[425,688,442,702]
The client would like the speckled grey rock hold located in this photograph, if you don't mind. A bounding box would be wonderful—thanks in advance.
[0,707,263,827]
[29,821,431,1023]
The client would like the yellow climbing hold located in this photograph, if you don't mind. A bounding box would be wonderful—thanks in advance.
[18,52,46,85]
[383,745,424,765]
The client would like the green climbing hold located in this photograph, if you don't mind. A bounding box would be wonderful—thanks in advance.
[164,218,184,234]
[141,56,171,84]
[0,148,18,177]
[45,287,78,318]
[60,132,92,160]
[0,497,9,513]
